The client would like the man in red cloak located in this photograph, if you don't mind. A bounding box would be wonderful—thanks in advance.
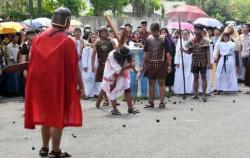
[24,7,84,158]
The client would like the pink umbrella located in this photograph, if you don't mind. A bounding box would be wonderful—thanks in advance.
[166,5,209,21]
[167,22,194,31]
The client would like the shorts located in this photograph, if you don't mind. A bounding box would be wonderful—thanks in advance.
[191,66,207,75]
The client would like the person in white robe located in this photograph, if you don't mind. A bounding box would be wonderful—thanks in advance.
[173,29,194,94]
[215,33,238,93]
[102,47,139,115]
[81,33,101,98]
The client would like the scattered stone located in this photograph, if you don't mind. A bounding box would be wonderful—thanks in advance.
[137,100,140,102]
[168,100,171,102]
[73,135,77,138]
[173,101,176,104]
[173,117,176,120]
[190,108,193,111]
[179,101,182,104]
[156,119,160,123]
[122,124,126,128]
[233,100,236,103]
[32,147,35,150]
[12,121,15,124]
[141,101,144,104]
[24,138,28,140]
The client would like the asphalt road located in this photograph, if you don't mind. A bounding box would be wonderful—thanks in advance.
[0,86,250,158]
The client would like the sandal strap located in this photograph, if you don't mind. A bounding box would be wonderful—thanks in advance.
[159,102,165,108]
[39,147,49,157]
[128,108,140,114]
[144,101,154,108]
[111,109,121,115]
[49,150,71,158]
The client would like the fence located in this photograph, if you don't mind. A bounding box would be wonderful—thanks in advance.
[73,16,170,32]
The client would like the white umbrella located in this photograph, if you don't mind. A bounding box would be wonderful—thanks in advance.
[33,17,51,27]
[193,18,223,28]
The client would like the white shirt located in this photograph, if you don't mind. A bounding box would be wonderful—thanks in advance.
[7,42,19,64]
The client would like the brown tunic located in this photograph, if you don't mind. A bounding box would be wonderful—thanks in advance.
[144,35,167,79]
[186,38,210,68]
[245,57,250,86]
[95,39,113,82]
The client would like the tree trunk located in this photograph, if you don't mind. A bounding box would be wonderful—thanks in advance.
[37,0,42,17]
[29,0,33,20]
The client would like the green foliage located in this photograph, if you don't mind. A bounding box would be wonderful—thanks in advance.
[57,0,87,16]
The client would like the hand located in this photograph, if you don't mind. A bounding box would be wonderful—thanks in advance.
[207,64,213,69]
[23,70,28,78]
[92,67,96,72]
[79,88,85,98]
[180,47,185,52]
[167,65,172,73]
[176,64,180,68]
[83,67,88,72]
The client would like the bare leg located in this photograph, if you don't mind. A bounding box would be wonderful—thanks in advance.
[201,74,207,97]
[111,100,117,110]
[96,90,105,108]
[50,127,63,152]
[41,126,51,149]
[158,79,166,103]
[149,80,155,104]
[193,74,199,97]
[124,90,133,109]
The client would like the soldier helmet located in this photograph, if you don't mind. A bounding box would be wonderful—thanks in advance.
[51,7,71,29]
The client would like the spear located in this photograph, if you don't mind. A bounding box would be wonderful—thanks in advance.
[178,16,186,99]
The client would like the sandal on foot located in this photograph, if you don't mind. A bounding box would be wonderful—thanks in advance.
[102,100,109,106]
[159,102,166,109]
[202,96,207,102]
[190,96,199,99]
[144,101,154,108]
[111,109,121,115]
[49,150,71,158]
[39,147,49,157]
[128,108,140,114]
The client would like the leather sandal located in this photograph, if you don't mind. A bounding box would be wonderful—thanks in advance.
[49,150,71,158]
[39,147,49,157]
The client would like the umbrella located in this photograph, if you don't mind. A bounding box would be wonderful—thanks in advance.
[166,5,209,21]
[33,17,51,27]
[0,22,23,34]
[193,18,223,28]
[70,19,83,27]
[167,22,194,31]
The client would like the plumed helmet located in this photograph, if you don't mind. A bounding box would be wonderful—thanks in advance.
[51,7,71,28]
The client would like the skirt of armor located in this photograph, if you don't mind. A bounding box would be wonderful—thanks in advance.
[95,63,105,82]
[245,57,250,87]
[146,61,167,80]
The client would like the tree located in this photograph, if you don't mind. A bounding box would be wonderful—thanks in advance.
[89,0,128,16]
[57,0,87,16]
[129,0,161,17]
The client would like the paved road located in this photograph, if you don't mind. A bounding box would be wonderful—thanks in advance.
[0,86,250,158]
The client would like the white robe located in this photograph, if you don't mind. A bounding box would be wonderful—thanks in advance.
[172,39,194,94]
[215,41,238,91]
[81,47,101,97]
[101,51,130,100]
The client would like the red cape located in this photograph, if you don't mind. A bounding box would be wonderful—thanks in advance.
[24,28,82,129]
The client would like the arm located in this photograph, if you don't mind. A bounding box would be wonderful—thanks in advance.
[111,40,117,50]
[77,64,85,97]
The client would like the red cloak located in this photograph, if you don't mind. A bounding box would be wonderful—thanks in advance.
[24,28,82,129]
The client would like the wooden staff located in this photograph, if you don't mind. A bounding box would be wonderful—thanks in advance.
[104,15,121,42]
[178,16,187,99]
